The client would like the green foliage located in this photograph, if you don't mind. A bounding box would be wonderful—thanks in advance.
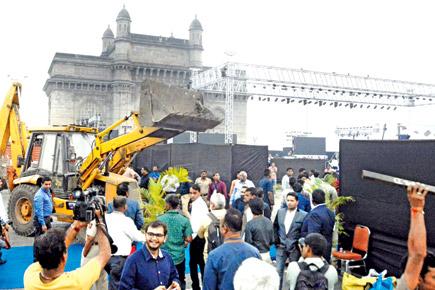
[141,166,191,223]
[330,196,355,236]
[323,173,336,185]
[141,177,165,224]
[161,167,191,183]
[304,177,354,235]
[328,195,354,211]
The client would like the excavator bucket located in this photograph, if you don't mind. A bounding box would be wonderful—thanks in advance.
[139,80,222,132]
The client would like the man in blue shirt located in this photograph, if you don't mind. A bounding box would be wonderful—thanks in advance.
[33,176,53,261]
[119,220,181,290]
[149,165,161,181]
[293,182,311,212]
[108,182,144,230]
[258,169,275,210]
[33,176,53,238]
[203,208,261,290]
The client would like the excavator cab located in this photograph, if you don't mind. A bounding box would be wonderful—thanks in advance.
[21,131,95,194]
[8,128,97,235]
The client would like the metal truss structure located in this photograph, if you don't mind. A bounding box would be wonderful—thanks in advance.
[335,125,381,139]
[192,62,435,143]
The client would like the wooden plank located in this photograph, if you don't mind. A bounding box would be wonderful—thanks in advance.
[361,170,435,194]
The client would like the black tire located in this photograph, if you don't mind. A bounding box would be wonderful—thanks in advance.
[8,184,39,236]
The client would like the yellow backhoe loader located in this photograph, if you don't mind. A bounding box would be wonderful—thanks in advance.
[0,81,220,236]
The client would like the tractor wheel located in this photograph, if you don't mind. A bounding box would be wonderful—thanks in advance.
[8,184,39,236]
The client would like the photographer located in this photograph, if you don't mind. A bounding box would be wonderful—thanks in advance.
[81,219,108,290]
[24,219,111,289]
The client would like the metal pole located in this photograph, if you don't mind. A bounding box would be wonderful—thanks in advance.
[224,63,234,144]
[397,123,401,140]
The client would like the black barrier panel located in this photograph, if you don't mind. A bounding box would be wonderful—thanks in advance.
[151,145,171,170]
[133,144,267,188]
[339,140,435,276]
[170,144,233,184]
[134,148,152,170]
[271,158,326,180]
[231,145,268,185]
[294,137,326,155]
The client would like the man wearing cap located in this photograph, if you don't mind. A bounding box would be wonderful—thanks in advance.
[287,233,338,290]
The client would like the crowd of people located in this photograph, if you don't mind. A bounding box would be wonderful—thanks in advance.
[0,163,433,290]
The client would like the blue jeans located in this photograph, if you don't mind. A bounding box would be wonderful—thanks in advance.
[276,246,300,290]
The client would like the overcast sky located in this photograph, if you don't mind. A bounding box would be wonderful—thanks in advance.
[1,0,435,151]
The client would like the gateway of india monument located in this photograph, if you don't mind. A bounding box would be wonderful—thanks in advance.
[43,6,247,142]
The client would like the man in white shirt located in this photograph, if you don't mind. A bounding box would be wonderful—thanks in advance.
[287,233,337,290]
[161,167,180,194]
[281,167,294,191]
[230,171,255,207]
[188,184,209,290]
[105,197,145,290]
[122,164,140,181]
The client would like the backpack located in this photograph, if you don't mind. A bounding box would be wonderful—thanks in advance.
[207,212,223,252]
[295,261,329,290]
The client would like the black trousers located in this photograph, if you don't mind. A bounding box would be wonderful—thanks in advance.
[176,259,186,290]
[34,216,52,238]
[105,255,127,290]
[189,236,205,290]
[33,216,52,261]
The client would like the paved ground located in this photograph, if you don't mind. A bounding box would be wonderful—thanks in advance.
[1,189,341,290]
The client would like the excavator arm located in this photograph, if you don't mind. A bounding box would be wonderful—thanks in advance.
[78,80,221,190]
[0,83,28,189]
[78,112,182,189]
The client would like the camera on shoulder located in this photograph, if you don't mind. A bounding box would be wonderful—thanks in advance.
[72,187,106,222]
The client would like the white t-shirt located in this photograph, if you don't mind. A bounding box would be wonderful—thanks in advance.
[284,209,296,234]
[105,211,145,256]
[161,175,180,193]
[190,197,209,238]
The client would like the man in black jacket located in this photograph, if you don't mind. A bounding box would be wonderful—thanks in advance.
[301,189,335,262]
[273,192,307,289]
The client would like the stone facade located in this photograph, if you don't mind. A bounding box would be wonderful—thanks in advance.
[44,7,247,143]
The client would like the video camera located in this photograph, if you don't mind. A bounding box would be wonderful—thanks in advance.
[72,186,118,254]
[72,187,106,222]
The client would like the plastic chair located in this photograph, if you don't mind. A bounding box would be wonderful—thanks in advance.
[333,225,371,273]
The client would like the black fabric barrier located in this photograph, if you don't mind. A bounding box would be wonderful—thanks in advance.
[170,144,233,184]
[133,144,268,186]
[271,158,326,180]
[339,140,435,276]
[232,145,268,185]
